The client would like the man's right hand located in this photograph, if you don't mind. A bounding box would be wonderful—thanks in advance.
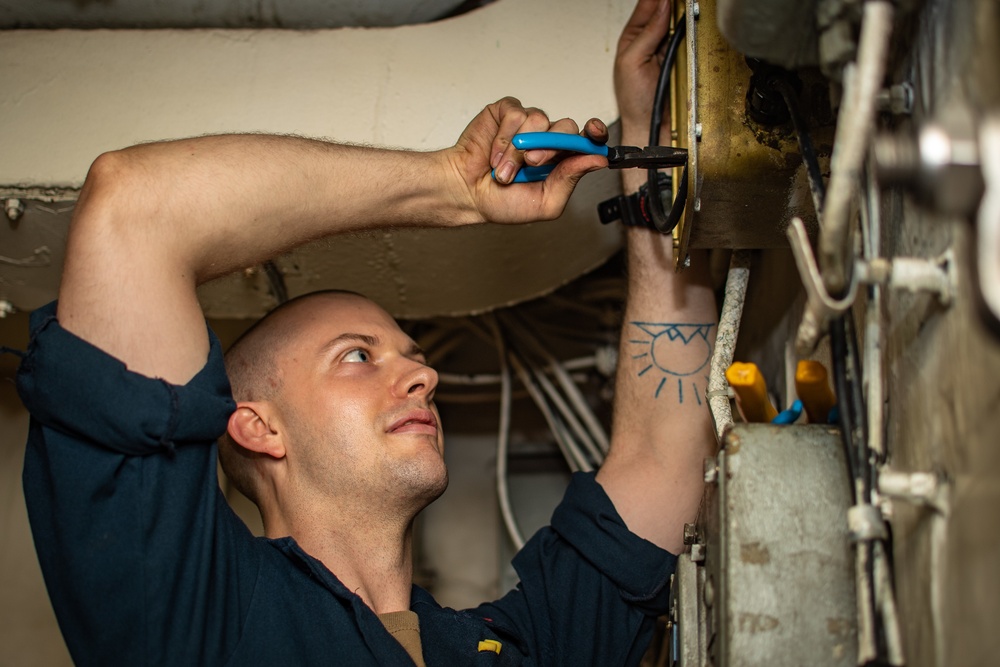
[446,96,609,225]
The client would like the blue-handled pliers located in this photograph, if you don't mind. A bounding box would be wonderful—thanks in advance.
[492,132,688,183]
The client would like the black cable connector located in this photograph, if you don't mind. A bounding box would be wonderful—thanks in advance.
[597,172,672,230]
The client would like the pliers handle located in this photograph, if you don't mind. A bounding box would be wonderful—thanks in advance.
[492,132,688,183]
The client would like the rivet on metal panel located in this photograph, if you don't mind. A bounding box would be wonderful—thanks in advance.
[692,2,700,19]
[5,198,24,222]
[693,198,701,212]
[683,522,698,545]
[703,457,718,484]
[695,122,703,140]
[690,543,705,562]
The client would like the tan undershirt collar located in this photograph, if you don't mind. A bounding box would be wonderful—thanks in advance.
[378,610,426,667]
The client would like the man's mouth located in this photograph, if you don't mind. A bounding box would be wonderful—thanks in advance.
[386,409,439,436]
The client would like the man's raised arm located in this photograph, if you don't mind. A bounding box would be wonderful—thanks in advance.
[596,0,718,554]
[57,98,608,385]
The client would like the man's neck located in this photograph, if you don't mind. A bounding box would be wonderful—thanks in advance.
[266,505,416,614]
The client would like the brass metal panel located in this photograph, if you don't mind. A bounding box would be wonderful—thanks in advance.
[677,0,830,254]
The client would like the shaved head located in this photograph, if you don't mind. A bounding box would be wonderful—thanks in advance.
[219,290,365,505]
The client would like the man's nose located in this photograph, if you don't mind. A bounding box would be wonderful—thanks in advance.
[396,359,438,400]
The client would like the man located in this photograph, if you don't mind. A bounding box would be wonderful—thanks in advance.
[18,0,715,664]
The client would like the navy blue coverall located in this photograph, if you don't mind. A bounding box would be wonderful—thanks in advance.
[18,303,676,666]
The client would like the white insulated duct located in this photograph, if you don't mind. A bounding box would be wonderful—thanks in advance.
[0,0,631,318]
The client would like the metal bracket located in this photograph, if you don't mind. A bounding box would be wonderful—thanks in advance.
[877,468,949,514]
[790,216,956,354]
[855,249,956,306]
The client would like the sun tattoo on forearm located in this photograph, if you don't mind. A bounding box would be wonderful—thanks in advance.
[628,322,715,403]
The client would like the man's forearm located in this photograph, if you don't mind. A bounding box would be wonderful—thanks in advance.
[595,124,718,553]
[84,135,476,285]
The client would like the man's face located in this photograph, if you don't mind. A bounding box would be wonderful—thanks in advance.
[270,293,447,514]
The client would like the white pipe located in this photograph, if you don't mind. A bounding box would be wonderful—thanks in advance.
[978,117,1000,323]
[874,540,906,665]
[528,365,605,466]
[502,314,611,455]
[819,0,896,296]
[487,315,525,552]
[795,0,895,353]
[707,251,751,441]
[507,353,592,474]
[861,159,886,460]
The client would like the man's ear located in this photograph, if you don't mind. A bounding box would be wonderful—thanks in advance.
[227,402,286,459]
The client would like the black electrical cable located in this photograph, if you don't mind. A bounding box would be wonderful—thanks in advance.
[835,310,886,663]
[844,311,872,503]
[772,77,826,214]
[829,316,859,506]
[647,13,687,234]
[832,309,875,504]
[776,64,892,667]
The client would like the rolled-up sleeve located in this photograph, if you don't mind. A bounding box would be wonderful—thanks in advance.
[18,302,258,667]
[474,472,676,666]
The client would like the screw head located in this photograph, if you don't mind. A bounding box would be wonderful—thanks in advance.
[5,198,24,222]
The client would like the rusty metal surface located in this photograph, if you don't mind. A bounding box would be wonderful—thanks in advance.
[877,0,1000,664]
[677,0,832,253]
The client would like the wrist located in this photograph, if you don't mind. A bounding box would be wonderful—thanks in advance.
[436,147,486,227]
[619,167,646,194]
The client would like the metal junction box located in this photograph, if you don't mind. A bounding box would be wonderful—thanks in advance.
[671,424,857,666]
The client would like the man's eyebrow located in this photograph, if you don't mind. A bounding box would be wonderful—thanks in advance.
[407,342,427,360]
[318,334,425,361]
[319,333,379,355]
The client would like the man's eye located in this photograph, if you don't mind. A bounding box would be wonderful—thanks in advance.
[343,349,371,363]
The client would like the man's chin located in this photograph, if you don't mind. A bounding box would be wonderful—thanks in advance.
[395,459,448,508]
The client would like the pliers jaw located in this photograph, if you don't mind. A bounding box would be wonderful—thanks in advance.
[606,145,688,170]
